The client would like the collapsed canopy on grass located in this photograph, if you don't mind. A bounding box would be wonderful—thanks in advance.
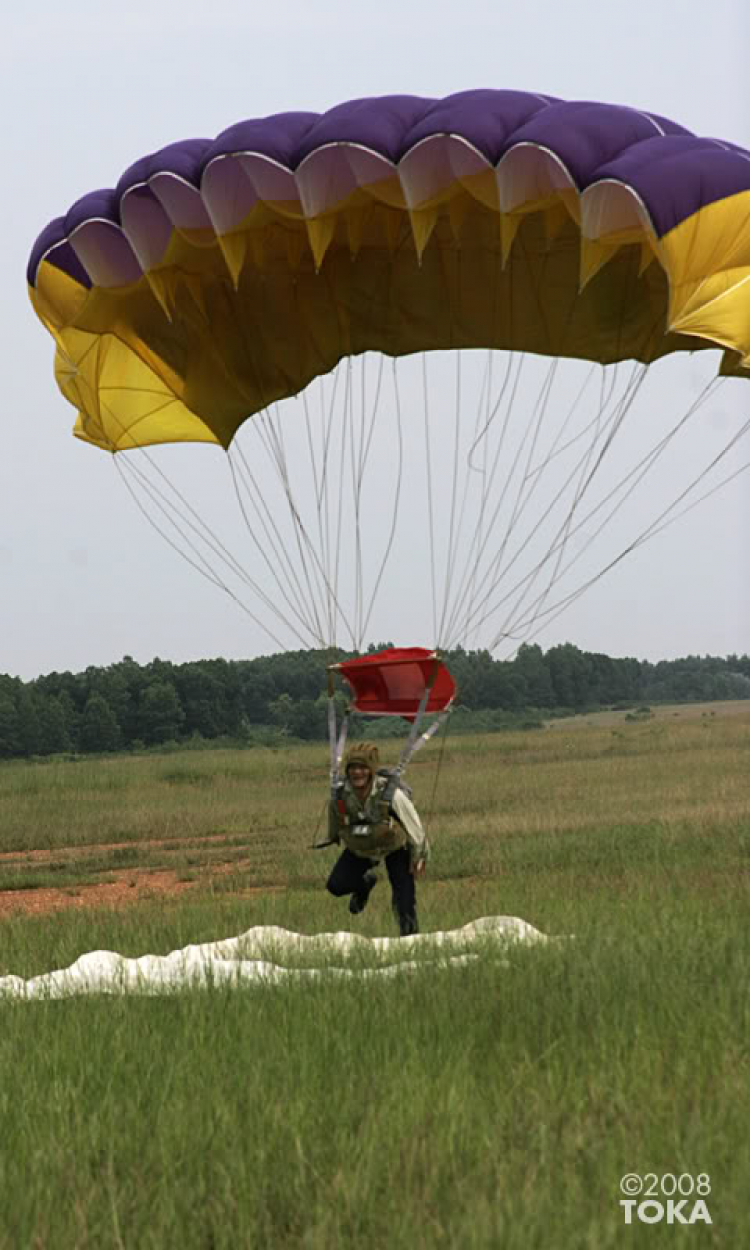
[0,917,553,998]
[28,91,750,454]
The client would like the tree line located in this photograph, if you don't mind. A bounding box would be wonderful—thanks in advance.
[1,643,749,759]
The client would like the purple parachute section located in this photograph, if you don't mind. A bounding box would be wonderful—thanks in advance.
[28,89,750,287]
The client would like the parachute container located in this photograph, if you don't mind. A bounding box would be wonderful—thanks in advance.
[331,648,455,720]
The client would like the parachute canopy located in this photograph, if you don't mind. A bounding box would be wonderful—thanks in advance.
[28,91,750,456]
[330,648,456,720]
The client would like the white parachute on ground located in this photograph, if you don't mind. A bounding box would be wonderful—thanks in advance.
[0,916,556,1000]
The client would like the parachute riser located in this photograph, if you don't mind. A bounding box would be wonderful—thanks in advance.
[382,655,448,800]
[382,707,453,803]
[327,673,351,799]
[314,681,351,848]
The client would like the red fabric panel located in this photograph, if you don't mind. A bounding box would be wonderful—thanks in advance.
[335,647,456,719]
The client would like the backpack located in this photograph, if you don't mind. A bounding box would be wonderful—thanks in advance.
[376,767,412,801]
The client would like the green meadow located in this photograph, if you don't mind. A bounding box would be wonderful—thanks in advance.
[0,707,748,1247]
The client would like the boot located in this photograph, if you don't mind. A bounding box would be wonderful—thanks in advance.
[349,871,377,915]
[395,907,419,937]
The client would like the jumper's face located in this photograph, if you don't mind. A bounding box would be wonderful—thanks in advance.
[347,763,372,792]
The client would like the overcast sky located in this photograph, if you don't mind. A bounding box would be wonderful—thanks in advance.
[3,0,749,681]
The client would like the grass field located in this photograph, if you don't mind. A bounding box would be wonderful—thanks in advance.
[0,704,748,1247]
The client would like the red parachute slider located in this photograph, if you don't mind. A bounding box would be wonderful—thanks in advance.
[329,647,456,721]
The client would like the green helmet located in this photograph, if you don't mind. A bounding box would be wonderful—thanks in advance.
[344,742,380,774]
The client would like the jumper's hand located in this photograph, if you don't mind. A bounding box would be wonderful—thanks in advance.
[411,859,426,877]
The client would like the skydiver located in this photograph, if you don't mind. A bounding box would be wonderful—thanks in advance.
[325,741,428,937]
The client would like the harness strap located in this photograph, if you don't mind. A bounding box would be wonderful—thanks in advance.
[336,787,394,830]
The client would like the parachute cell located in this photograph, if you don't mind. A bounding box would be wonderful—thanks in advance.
[28,92,750,457]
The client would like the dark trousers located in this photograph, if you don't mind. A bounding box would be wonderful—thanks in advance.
[326,846,418,935]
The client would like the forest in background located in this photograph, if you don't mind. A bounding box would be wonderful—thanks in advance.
[1,643,750,760]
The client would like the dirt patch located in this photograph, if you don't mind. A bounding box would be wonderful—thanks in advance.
[0,869,196,917]
[0,862,280,918]
[0,855,475,920]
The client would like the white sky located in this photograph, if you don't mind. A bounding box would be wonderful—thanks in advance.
[3,0,750,680]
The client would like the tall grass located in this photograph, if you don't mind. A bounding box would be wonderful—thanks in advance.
[0,711,748,1246]
[0,901,746,1247]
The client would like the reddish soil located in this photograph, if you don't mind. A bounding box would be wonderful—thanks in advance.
[0,870,204,917]
[0,835,275,918]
